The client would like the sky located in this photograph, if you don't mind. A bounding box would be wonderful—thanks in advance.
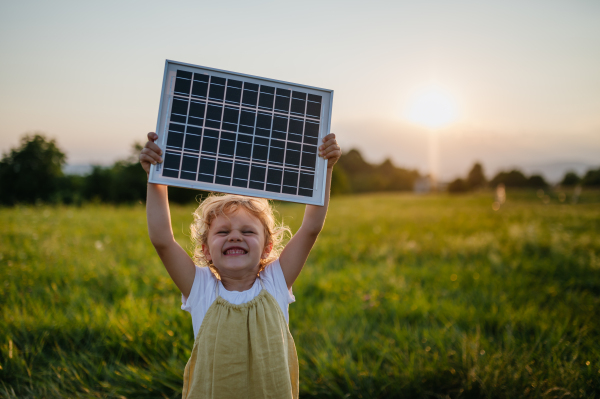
[1,0,599,181]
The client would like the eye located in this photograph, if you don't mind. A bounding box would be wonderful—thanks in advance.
[242,230,256,234]
[217,230,229,235]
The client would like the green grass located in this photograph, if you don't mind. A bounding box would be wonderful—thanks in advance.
[1,190,599,398]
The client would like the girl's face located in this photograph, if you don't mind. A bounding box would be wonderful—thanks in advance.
[202,208,272,274]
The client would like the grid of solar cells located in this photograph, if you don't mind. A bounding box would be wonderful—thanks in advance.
[162,69,323,197]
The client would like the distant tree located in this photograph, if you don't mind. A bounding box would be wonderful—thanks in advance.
[336,149,373,175]
[168,186,205,204]
[377,158,396,178]
[0,133,66,205]
[374,159,418,191]
[560,171,581,186]
[582,168,600,187]
[79,142,202,204]
[82,165,114,202]
[82,143,154,204]
[111,143,147,203]
[527,174,548,188]
[490,170,529,188]
[448,178,469,193]
[466,162,486,189]
[335,149,419,193]
[489,169,549,189]
[331,167,351,195]
[55,174,85,205]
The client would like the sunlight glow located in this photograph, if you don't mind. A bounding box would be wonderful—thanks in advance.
[407,87,458,129]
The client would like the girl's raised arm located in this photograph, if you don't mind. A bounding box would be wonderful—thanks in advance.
[279,133,341,289]
[141,132,196,297]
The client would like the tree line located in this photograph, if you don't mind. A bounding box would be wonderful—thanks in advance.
[331,149,420,194]
[1,133,598,205]
[447,162,600,193]
[0,134,423,205]
[0,134,199,206]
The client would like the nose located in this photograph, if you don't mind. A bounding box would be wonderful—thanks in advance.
[228,230,242,241]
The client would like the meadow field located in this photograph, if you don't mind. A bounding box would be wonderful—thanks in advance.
[1,190,599,398]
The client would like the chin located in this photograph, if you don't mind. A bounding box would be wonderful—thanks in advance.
[220,258,260,271]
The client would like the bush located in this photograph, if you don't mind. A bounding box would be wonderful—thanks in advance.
[582,168,600,187]
[561,171,581,186]
[527,174,548,188]
[448,178,469,193]
[490,170,529,188]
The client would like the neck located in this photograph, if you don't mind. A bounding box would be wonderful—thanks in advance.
[218,267,260,292]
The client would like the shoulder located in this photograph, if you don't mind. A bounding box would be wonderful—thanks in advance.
[193,265,216,285]
[260,259,283,282]
[182,266,217,310]
[261,259,295,304]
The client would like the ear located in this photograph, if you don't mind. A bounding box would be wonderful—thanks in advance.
[202,243,212,261]
[261,241,273,260]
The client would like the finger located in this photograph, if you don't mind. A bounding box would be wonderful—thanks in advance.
[147,132,158,141]
[321,145,341,158]
[141,147,163,162]
[139,152,158,165]
[319,138,339,151]
[140,154,161,166]
[324,149,341,160]
[319,146,340,159]
[322,133,336,142]
[140,148,163,164]
[144,141,163,155]
[139,154,152,169]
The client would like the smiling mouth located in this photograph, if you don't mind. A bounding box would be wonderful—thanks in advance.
[223,248,248,255]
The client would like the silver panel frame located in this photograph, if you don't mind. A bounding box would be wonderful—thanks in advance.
[148,60,333,206]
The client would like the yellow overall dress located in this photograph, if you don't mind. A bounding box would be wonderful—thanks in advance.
[182,277,299,399]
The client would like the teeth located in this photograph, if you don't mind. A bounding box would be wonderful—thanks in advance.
[225,249,246,255]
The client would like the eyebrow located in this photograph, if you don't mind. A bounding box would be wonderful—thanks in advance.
[211,222,258,230]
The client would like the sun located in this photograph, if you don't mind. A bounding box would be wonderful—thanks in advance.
[407,87,458,129]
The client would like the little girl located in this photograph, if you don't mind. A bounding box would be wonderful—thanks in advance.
[139,131,341,399]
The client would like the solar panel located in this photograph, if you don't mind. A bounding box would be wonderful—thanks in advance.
[148,60,333,206]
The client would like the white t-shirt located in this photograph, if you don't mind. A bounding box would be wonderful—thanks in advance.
[181,259,296,339]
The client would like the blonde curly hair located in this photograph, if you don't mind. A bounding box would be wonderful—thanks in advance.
[191,193,291,278]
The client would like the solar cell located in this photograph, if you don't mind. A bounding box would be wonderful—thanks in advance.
[149,60,333,205]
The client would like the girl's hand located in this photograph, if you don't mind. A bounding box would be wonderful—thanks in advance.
[318,133,341,169]
[139,132,163,175]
